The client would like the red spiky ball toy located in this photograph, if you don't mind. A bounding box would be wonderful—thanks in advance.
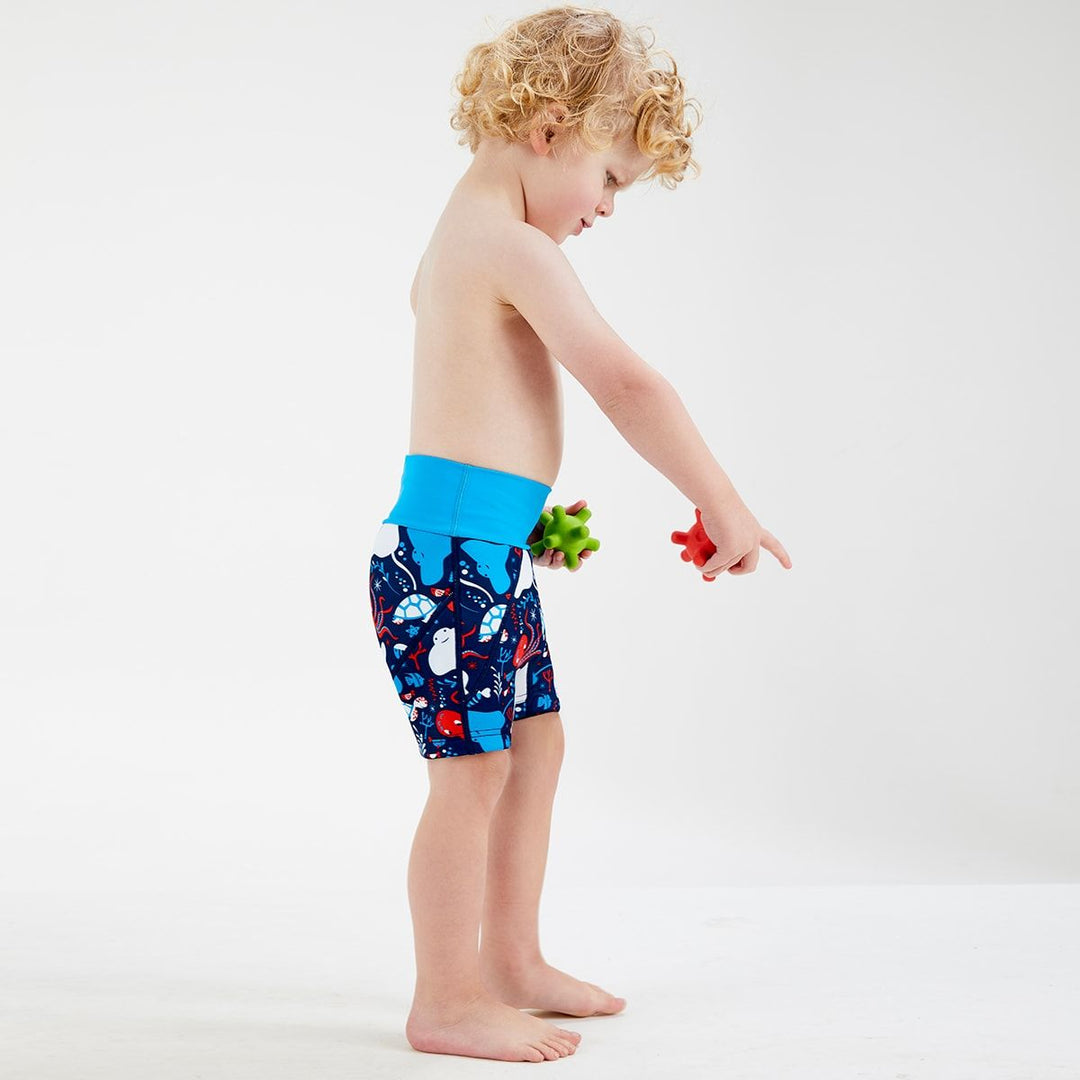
[671,507,719,582]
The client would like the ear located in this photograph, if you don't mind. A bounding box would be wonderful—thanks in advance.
[528,102,570,156]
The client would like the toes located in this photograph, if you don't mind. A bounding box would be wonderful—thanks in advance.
[537,1041,561,1060]
[545,1039,571,1057]
[559,1028,582,1042]
[586,983,626,1013]
[524,1045,545,1062]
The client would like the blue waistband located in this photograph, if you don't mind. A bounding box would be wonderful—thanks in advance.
[383,454,552,548]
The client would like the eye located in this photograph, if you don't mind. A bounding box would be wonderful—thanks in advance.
[606,171,619,188]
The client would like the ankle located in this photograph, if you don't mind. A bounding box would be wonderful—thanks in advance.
[409,987,489,1016]
[479,944,545,970]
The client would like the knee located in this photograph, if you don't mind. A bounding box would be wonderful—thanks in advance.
[464,750,513,809]
[474,747,513,785]
[510,711,565,770]
[428,748,512,806]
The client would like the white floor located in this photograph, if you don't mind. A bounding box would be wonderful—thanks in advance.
[2,884,1076,1078]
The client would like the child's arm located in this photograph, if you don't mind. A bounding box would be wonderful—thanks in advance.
[494,223,791,576]
[494,223,741,514]
[410,259,422,315]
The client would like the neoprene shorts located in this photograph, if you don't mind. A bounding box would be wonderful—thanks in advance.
[368,453,562,759]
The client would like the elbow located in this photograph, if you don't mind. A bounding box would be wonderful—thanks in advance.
[599,365,666,416]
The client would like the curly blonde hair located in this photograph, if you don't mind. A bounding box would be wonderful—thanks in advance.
[450,6,702,189]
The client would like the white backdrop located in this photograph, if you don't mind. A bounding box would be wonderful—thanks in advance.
[1,0,1076,896]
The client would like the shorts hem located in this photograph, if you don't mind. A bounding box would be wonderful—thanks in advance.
[514,700,561,721]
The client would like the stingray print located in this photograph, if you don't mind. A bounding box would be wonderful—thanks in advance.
[461,538,513,594]
[406,530,453,587]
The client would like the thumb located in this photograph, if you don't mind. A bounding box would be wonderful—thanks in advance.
[700,550,741,578]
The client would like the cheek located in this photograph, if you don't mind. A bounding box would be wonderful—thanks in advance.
[552,193,582,225]
[569,182,595,212]
[544,187,583,221]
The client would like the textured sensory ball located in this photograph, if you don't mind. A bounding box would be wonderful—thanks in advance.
[529,505,600,570]
[671,507,718,582]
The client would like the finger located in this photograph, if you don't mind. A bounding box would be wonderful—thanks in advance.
[761,531,792,568]
[700,550,748,578]
[699,555,731,578]
[728,547,760,574]
[528,508,551,545]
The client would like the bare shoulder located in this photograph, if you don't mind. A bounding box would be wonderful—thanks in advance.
[411,211,522,311]
[483,220,573,307]
[419,213,570,309]
[440,217,546,302]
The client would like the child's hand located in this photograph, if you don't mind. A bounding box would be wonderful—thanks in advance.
[698,496,791,579]
[527,498,594,572]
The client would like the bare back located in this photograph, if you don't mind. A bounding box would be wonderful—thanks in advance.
[406,187,564,490]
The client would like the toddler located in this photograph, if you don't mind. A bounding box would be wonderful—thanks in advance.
[367,4,791,1063]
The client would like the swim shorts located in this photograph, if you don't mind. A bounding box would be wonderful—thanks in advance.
[368,453,562,759]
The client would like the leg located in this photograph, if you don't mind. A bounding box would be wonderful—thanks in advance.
[479,712,627,1017]
[479,711,565,966]
[408,748,511,1007]
[404,747,582,1061]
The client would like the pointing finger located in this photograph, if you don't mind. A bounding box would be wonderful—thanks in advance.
[761,531,792,568]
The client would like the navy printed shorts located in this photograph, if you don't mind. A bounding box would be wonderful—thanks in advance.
[368,455,562,759]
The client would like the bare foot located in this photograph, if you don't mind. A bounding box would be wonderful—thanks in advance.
[481,960,627,1017]
[406,991,582,1062]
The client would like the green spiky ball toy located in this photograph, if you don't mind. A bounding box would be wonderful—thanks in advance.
[529,505,600,569]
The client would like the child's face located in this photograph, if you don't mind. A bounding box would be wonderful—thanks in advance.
[525,129,651,245]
